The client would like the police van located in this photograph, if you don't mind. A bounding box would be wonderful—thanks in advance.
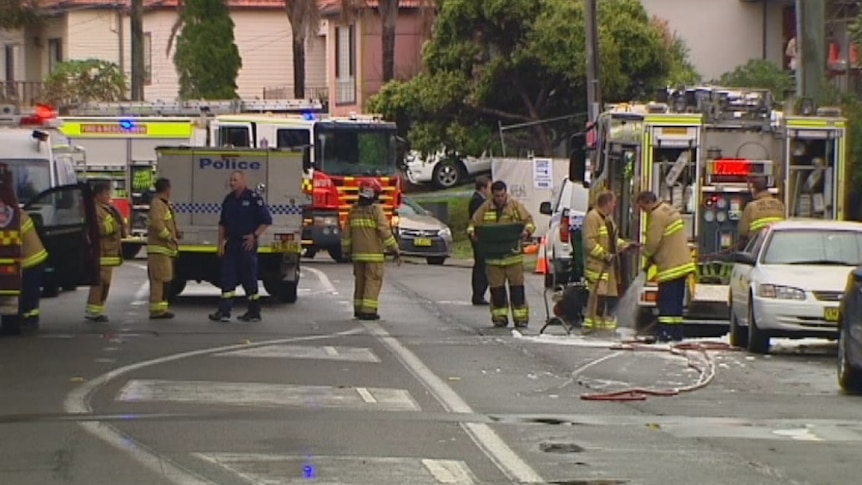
[154,146,308,303]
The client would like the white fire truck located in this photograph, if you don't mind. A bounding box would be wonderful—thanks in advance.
[56,99,325,259]
[586,86,847,336]
[154,147,308,303]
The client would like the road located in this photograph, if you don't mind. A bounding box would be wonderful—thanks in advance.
[0,258,860,485]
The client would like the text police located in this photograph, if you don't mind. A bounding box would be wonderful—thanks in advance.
[199,158,262,170]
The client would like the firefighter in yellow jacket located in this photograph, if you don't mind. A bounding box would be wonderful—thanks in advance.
[85,182,126,322]
[467,180,536,328]
[147,177,180,319]
[583,191,636,334]
[636,190,697,342]
[341,179,401,320]
[737,175,785,249]
[20,210,48,328]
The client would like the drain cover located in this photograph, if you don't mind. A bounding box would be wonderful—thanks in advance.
[540,442,585,453]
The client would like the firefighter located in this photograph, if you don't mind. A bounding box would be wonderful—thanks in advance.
[147,177,179,319]
[209,170,272,323]
[467,180,536,328]
[341,179,401,320]
[635,190,696,343]
[582,191,636,334]
[737,175,785,249]
[18,208,48,329]
[85,181,126,322]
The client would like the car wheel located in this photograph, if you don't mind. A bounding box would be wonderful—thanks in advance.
[747,297,770,354]
[426,257,446,265]
[838,323,862,394]
[432,160,464,189]
[328,246,350,263]
[728,305,748,348]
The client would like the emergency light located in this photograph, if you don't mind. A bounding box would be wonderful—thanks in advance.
[119,119,136,130]
[18,104,58,126]
[301,112,318,121]
[712,159,752,176]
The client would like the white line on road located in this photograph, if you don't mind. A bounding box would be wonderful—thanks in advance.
[213,344,380,363]
[306,266,544,482]
[192,453,478,484]
[63,327,367,485]
[131,280,149,306]
[301,265,339,295]
[115,379,419,411]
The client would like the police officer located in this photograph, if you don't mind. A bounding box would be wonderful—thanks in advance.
[341,179,401,320]
[147,177,179,319]
[469,176,491,305]
[85,182,126,322]
[467,180,536,328]
[209,170,272,323]
[737,175,785,249]
[636,190,697,342]
[583,191,636,334]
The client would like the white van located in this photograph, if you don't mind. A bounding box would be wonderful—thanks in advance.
[539,177,590,288]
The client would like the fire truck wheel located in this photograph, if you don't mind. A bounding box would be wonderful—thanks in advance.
[167,280,187,302]
[328,247,350,263]
[264,280,298,304]
[122,244,143,260]
[42,284,60,298]
[303,248,318,259]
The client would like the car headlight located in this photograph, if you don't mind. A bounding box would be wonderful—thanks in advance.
[438,227,451,237]
[758,284,806,300]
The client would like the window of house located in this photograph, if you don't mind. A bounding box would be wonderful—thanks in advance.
[334,24,356,105]
[48,38,62,73]
[143,32,152,85]
[4,45,14,82]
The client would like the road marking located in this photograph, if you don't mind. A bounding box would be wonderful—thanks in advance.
[362,321,545,483]
[116,379,420,411]
[131,280,149,306]
[192,453,478,484]
[301,265,339,294]
[130,263,148,271]
[63,327,367,485]
[213,344,380,363]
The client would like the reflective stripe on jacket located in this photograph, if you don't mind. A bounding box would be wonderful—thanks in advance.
[341,203,398,262]
[21,213,48,269]
[98,203,123,267]
[583,208,626,290]
[738,191,785,240]
[146,197,179,257]
[643,202,695,282]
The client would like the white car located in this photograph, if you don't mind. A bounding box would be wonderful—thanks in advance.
[403,150,491,189]
[539,177,590,288]
[728,219,862,354]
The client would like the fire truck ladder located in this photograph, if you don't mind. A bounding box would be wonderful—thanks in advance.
[67,99,327,117]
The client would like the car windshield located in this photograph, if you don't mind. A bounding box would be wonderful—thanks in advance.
[762,229,862,266]
[0,159,52,205]
[398,198,429,216]
[314,125,397,177]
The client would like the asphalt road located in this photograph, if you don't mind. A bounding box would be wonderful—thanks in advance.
[1,257,860,485]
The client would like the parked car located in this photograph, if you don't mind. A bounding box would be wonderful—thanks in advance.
[838,265,862,393]
[538,177,590,288]
[394,197,453,265]
[403,151,491,189]
[728,219,862,354]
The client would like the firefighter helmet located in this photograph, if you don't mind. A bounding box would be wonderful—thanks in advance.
[359,179,383,199]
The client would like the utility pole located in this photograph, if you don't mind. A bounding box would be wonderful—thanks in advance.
[795,0,826,101]
[130,0,145,101]
[584,0,601,122]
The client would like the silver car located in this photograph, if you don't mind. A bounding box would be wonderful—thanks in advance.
[395,197,453,265]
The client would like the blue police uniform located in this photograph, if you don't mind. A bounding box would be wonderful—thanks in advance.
[213,188,272,320]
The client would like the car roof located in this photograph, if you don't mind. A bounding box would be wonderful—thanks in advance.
[770,218,862,232]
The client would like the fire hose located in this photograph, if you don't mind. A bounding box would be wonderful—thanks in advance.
[579,341,740,401]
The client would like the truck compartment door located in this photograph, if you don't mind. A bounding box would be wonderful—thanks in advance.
[23,183,99,287]
[785,124,844,220]
[265,150,308,253]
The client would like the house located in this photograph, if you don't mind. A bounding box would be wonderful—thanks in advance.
[0,0,432,114]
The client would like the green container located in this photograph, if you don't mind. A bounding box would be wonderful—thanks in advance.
[475,223,525,260]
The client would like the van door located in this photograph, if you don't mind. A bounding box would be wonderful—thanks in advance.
[23,183,100,287]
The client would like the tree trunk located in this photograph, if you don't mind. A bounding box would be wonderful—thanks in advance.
[293,36,306,99]
[130,0,145,100]
[379,0,399,82]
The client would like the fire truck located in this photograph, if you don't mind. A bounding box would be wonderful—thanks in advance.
[55,99,324,259]
[210,113,403,262]
[585,86,847,336]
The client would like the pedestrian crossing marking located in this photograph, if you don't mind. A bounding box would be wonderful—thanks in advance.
[213,345,381,363]
[192,453,478,484]
[116,380,420,411]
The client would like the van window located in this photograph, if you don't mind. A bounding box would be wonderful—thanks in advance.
[218,126,251,147]
[276,128,310,149]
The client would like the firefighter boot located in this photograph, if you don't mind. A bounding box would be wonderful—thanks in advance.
[238,299,262,323]
[655,324,673,343]
[208,311,231,323]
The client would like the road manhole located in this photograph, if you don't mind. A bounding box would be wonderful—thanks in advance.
[540,442,585,453]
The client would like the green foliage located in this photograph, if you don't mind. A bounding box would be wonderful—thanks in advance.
[0,0,42,30]
[368,0,695,157]
[712,59,795,101]
[173,0,242,100]
[820,84,862,186]
[651,16,700,86]
[42,59,127,110]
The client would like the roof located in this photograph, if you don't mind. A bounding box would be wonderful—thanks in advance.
[770,219,862,232]
[40,0,429,12]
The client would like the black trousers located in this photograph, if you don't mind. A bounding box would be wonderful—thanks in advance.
[470,241,487,301]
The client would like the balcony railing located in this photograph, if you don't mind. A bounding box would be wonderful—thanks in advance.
[0,81,46,107]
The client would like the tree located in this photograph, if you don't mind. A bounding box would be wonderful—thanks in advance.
[285,0,320,99]
[651,16,700,86]
[172,0,242,100]
[0,0,41,30]
[42,59,127,111]
[368,0,691,157]
[713,59,795,101]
